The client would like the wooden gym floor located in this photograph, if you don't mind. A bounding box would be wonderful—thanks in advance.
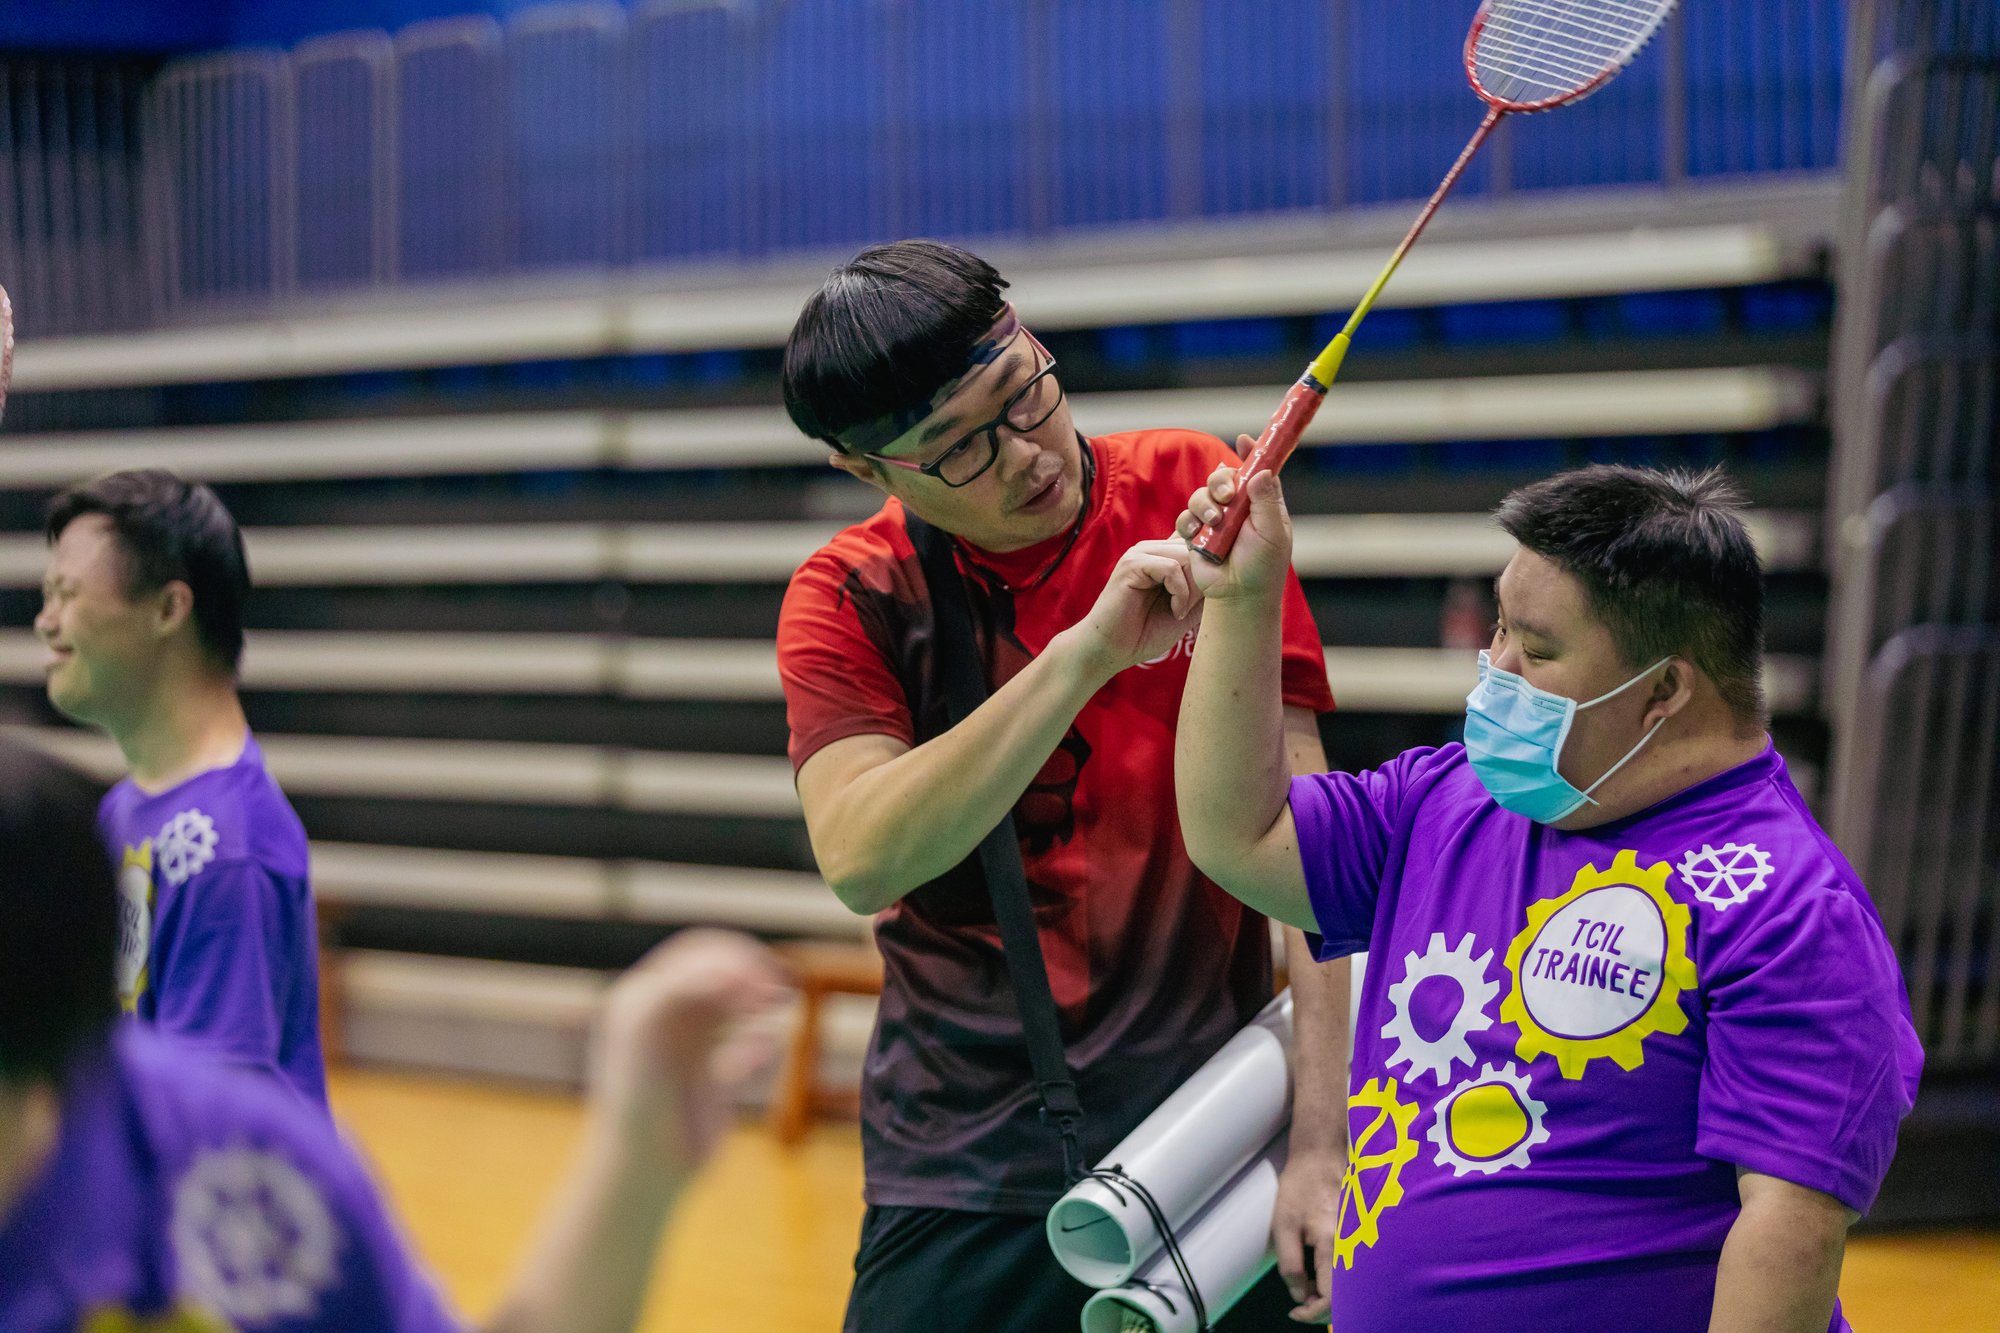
[330,1064,2000,1332]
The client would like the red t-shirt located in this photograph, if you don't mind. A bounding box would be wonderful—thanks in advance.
[779,428,1335,1212]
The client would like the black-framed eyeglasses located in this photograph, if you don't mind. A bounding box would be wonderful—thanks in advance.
[870,343,1064,488]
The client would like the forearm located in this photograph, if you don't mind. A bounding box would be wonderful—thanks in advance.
[484,1119,687,1333]
[1176,590,1292,884]
[1284,929,1350,1155]
[1708,1195,1847,1333]
[808,628,1110,912]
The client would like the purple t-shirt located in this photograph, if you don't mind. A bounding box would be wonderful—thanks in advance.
[98,736,327,1111]
[1291,743,1922,1333]
[0,1026,460,1333]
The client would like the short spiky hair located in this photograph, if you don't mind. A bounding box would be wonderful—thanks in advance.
[1493,464,1766,727]
[782,239,1010,448]
[47,469,250,673]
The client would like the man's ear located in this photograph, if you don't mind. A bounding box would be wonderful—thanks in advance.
[1647,658,1696,726]
[828,450,890,494]
[153,581,196,640]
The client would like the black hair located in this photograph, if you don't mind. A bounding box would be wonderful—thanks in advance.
[781,239,1010,447]
[0,741,117,1083]
[46,469,250,673]
[1493,464,1766,727]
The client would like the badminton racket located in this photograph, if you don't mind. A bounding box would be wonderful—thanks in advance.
[1189,0,1680,561]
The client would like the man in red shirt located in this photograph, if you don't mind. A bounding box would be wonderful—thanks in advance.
[778,239,1350,1330]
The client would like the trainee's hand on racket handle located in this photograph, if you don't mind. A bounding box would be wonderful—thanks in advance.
[1175,449,1294,603]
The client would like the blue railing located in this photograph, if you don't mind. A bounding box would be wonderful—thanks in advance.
[33,0,1851,326]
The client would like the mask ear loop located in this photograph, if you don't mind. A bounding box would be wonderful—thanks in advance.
[1578,714,1669,801]
[1574,659,1676,803]
[1578,657,1675,710]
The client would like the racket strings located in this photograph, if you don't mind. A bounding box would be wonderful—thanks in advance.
[1477,35,1611,96]
[1492,0,1667,45]
[1473,0,1674,107]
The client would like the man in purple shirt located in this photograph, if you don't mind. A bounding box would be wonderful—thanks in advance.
[1167,463,1922,1331]
[36,470,326,1109]
[0,740,790,1333]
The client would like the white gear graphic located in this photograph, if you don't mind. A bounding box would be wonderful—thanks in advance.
[171,1145,340,1322]
[1381,932,1500,1087]
[1427,1061,1550,1176]
[1676,842,1774,912]
[155,808,220,887]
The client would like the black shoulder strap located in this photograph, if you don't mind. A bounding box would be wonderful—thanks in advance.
[906,512,1087,1186]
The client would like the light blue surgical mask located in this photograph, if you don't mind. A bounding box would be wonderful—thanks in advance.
[1464,650,1672,824]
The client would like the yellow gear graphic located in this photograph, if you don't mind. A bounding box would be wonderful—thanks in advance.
[81,1306,232,1333]
[1332,1077,1420,1269]
[1500,849,1697,1079]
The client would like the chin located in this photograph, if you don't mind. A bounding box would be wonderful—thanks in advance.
[1042,500,1082,540]
[45,674,99,727]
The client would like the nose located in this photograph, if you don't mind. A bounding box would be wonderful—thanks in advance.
[33,600,57,641]
[1488,633,1524,676]
[994,428,1042,484]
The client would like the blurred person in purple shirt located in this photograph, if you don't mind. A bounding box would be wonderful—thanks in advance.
[1168,463,1922,1332]
[36,470,326,1109]
[0,739,790,1333]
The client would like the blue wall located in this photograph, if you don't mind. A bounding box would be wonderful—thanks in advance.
[0,1,228,52]
[227,1,584,46]
[0,1,624,53]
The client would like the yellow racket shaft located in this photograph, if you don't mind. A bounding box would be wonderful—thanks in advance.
[1188,108,1504,562]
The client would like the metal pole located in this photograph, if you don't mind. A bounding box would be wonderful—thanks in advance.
[1658,5,1687,187]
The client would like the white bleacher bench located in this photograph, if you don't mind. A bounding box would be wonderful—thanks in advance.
[0,635,1818,717]
[0,366,1817,488]
[331,947,877,1093]
[330,948,613,1084]
[308,840,866,937]
[2,636,1815,846]
[8,223,1813,392]
[3,724,805,817]
[0,509,1821,587]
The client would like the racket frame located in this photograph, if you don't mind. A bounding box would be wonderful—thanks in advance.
[1189,0,1678,563]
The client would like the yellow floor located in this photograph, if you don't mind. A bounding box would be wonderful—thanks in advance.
[330,1065,863,1329]
[329,1064,2000,1331]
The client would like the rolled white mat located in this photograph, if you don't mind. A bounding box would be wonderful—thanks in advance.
[1077,1137,1288,1333]
[1047,990,1293,1289]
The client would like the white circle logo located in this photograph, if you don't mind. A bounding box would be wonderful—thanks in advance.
[1518,885,1667,1041]
[1677,841,1775,912]
[171,1146,340,1322]
[155,808,221,887]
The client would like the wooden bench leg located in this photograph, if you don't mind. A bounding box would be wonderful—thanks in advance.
[317,902,346,1066]
[772,985,823,1146]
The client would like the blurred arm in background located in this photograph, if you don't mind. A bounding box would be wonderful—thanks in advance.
[484,929,791,1333]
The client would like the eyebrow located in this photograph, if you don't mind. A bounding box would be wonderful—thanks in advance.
[1493,582,1558,642]
[911,348,1032,449]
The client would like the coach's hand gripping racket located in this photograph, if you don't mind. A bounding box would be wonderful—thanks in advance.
[1189,0,1680,562]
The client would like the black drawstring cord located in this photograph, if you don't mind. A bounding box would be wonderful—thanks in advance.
[1083,1165,1209,1332]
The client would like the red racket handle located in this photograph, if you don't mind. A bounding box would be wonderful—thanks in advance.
[1189,378,1326,563]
